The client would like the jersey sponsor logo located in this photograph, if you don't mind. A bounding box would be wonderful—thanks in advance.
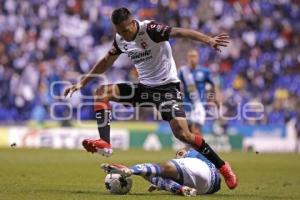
[127,49,152,64]
[124,44,128,51]
[128,49,151,59]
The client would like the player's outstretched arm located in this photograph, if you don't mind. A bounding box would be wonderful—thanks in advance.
[170,28,229,52]
[63,49,119,98]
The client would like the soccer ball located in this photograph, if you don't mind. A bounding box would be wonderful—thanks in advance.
[104,173,132,195]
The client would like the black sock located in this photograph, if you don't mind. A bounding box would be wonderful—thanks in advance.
[95,109,111,144]
[197,140,225,169]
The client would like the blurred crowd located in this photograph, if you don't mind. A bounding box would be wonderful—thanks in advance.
[0,0,300,126]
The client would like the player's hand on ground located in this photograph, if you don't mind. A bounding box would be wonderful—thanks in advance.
[209,33,230,52]
[64,83,83,98]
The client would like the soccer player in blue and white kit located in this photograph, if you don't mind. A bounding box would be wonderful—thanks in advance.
[101,147,221,196]
[178,49,216,135]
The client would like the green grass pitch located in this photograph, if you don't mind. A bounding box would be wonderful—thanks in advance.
[0,148,300,200]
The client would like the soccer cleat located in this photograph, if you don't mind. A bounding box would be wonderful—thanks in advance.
[101,163,132,177]
[219,162,238,190]
[97,147,113,157]
[82,139,97,153]
[82,139,113,157]
[180,186,197,197]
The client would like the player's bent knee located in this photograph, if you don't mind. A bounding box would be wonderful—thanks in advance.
[160,162,172,173]
[160,162,177,176]
[94,85,105,98]
[94,85,114,101]
[159,161,181,181]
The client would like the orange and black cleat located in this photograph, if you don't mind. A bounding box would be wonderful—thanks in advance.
[82,139,113,157]
[219,162,238,190]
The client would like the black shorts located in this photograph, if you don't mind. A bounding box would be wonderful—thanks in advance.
[117,82,186,121]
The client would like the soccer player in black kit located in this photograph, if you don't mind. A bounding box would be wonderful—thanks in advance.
[64,8,237,189]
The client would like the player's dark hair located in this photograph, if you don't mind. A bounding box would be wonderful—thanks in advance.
[111,7,132,25]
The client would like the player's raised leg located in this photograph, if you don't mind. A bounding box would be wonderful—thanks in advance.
[169,117,238,189]
[82,84,121,156]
